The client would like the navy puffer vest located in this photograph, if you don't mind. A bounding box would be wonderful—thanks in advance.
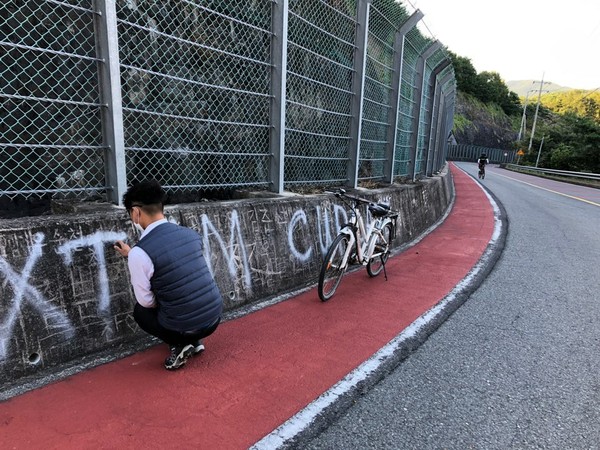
[136,222,223,332]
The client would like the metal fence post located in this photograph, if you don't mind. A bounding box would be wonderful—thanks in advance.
[433,94,447,173]
[441,76,455,171]
[424,59,451,176]
[443,84,456,165]
[270,0,289,194]
[428,75,443,176]
[384,10,423,184]
[407,40,441,181]
[95,0,126,205]
[347,0,371,188]
[430,72,453,174]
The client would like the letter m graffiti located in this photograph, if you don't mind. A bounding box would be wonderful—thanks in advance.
[201,210,251,291]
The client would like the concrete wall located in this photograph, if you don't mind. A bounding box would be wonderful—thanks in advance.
[0,166,453,391]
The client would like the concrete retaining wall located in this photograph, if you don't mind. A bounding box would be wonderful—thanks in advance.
[0,166,452,391]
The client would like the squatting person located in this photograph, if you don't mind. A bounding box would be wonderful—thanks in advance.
[114,180,223,370]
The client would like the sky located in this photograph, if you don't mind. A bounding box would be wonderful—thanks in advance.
[405,0,600,91]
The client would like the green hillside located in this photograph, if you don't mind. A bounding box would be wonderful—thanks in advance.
[450,52,600,174]
[538,89,600,122]
[506,80,573,97]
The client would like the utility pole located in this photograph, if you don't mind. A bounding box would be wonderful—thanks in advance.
[535,135,545,167]
[528,73,545,154]
[517,84,536,142]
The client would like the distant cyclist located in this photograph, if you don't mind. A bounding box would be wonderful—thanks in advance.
[477,153,489,179]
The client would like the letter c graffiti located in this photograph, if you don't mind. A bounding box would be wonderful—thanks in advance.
[288,210,312,262]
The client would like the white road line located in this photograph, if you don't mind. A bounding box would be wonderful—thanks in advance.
[494,171,600,207]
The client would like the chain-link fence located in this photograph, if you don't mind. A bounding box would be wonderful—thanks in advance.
[117,0,273,198]
[283,0,356,187]
[0,0,106,217]
[447,144,516,164]
[357,4,400,183]
[1,0,455,217]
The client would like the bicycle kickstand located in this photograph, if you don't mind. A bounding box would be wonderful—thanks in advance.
[382,256,388,281]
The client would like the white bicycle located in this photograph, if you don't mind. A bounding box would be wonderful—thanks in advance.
[318,189,399,302]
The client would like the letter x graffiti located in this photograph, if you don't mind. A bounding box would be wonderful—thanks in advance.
[0,233,74,360]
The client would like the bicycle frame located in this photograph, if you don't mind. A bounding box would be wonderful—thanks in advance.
[366,216,393,260]
[336,207,362,269]
[335,196,395,270]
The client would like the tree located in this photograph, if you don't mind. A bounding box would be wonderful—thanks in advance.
[549,144,575,170]
[448,52,478,97]
[582,97,599,123]
[448,52,520,116]
[530,112,600,173]
[475,71,521,116]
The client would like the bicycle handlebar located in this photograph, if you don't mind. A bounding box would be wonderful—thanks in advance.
[326,189,398,217]
[326,188,370,204]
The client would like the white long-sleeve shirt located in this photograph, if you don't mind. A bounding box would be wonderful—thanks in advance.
[127,218,169,308]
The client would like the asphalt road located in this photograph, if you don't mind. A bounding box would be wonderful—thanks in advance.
[302,163,600,449]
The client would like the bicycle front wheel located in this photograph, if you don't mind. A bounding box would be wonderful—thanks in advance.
[318,233,350,301]
[366,222,393,277]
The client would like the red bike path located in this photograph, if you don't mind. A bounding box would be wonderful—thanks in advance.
[0,164,495,449]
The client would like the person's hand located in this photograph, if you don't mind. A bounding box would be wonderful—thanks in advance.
[114,240,131,257]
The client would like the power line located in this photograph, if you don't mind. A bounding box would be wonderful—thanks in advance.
[580,87,600,101]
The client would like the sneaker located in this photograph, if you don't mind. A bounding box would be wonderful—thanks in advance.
[193,340,205,355]
[164,344,194,370]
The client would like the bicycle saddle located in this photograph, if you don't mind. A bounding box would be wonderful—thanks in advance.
[369,202,391,217]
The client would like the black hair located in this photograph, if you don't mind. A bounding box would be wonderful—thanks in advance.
[122,179,167,212]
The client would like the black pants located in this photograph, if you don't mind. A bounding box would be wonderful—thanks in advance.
[133,303,220,347]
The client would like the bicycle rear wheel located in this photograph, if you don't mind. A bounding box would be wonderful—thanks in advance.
[318,234,350,301]
[366,222,393,277]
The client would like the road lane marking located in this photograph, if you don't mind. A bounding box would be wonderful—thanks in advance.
[494,172,600,207]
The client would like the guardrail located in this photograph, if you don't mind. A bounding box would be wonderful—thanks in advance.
[506,164,600,181]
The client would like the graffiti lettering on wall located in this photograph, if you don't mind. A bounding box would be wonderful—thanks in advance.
[57,231,127,339]
[288,210,312,262]
[317,204,348,255]
[0,233,73,360]
[0,231,126,360]
[199,204,348,288]
[0,201,368,362]
[288,204,348,262]
[201,210,252,290]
